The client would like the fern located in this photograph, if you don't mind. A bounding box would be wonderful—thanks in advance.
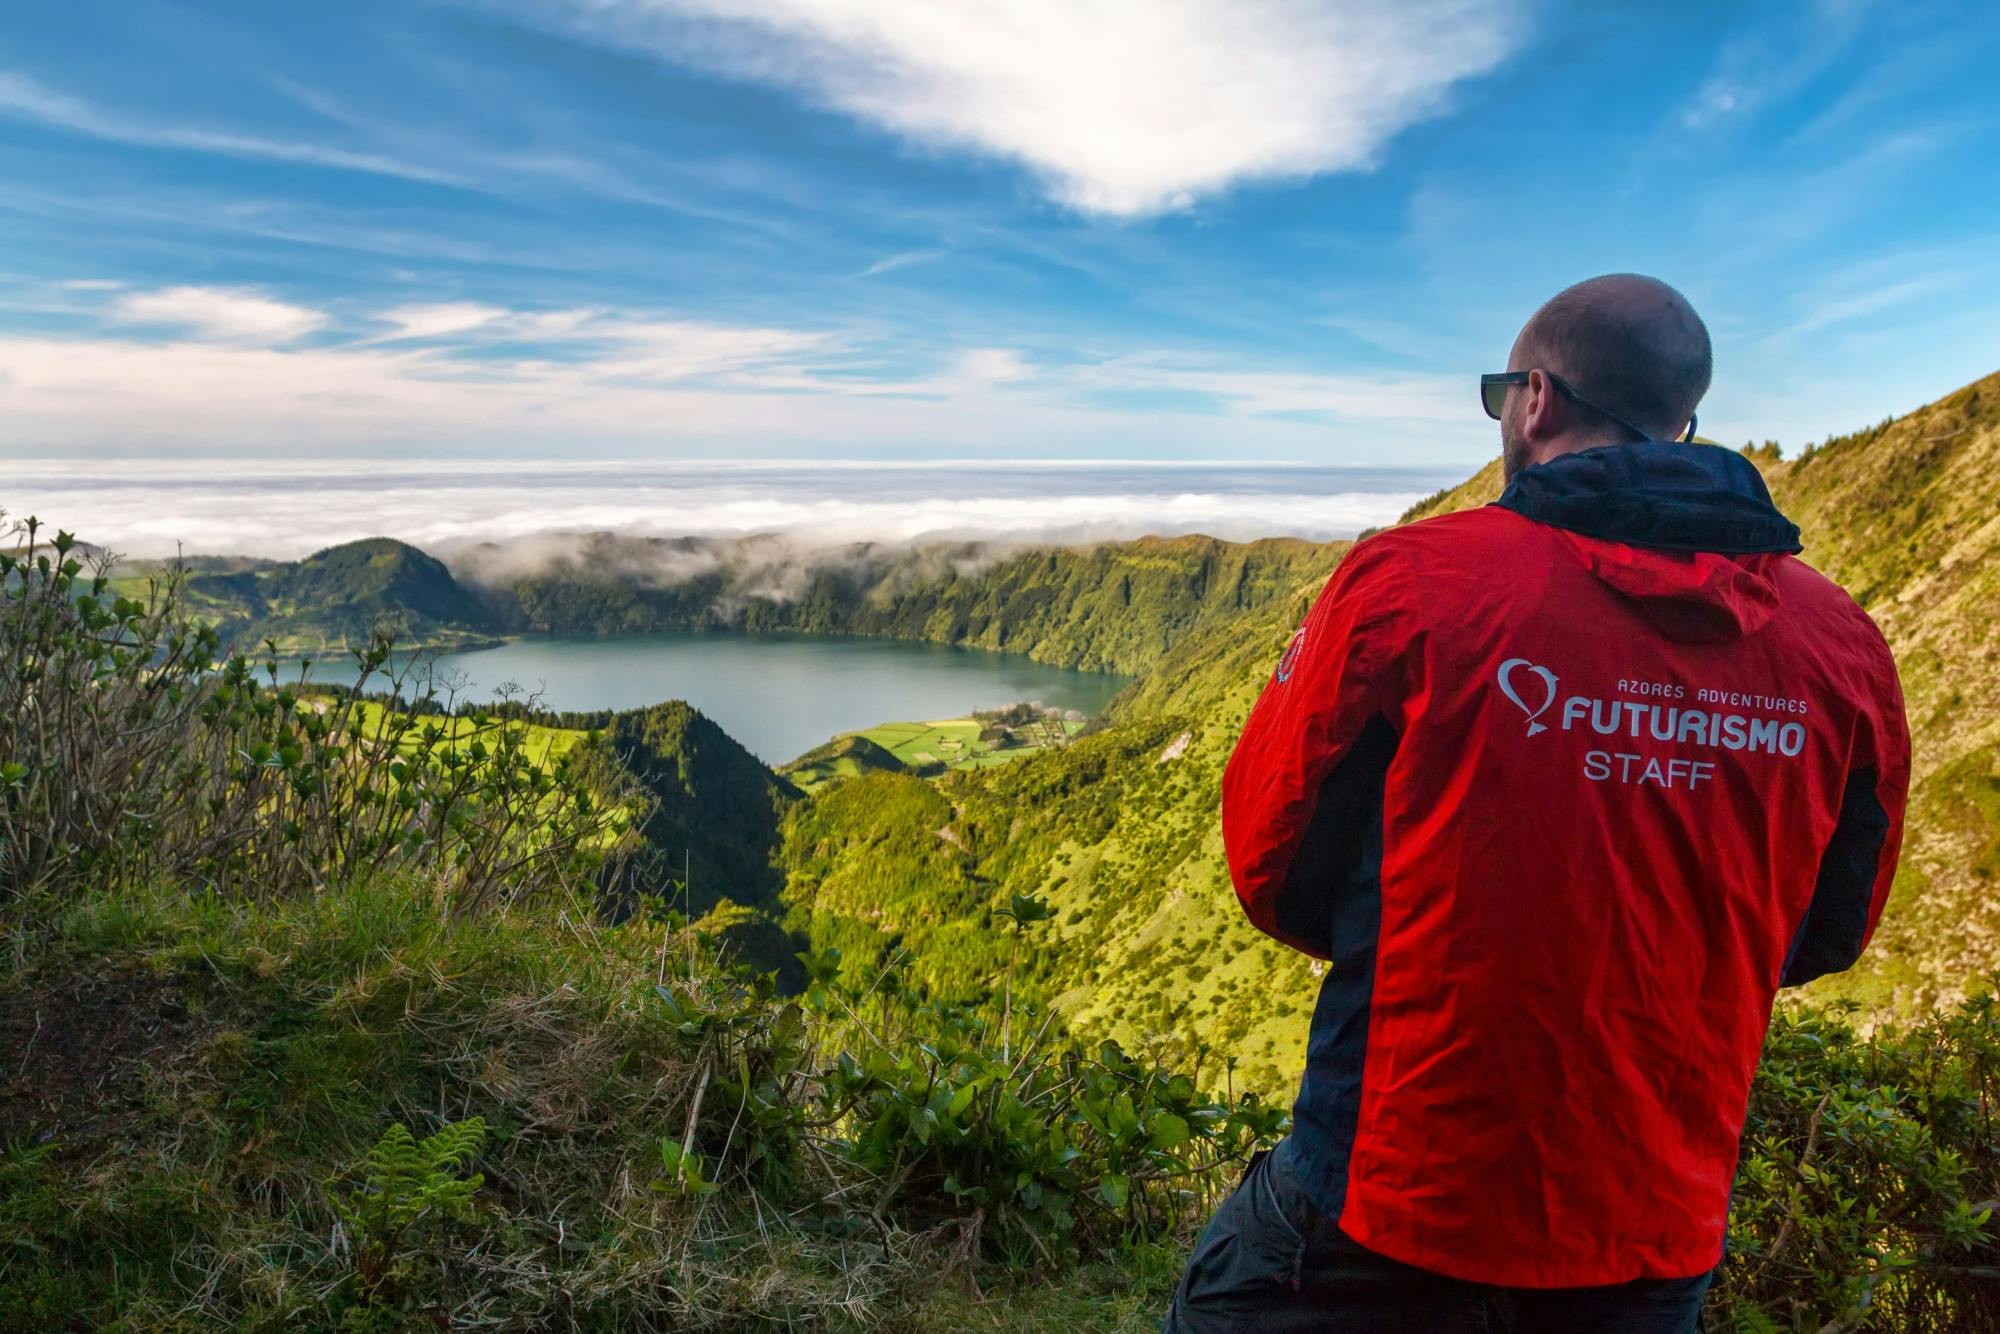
[334,1117,487,1316]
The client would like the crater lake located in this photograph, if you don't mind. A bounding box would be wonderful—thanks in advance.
[307,631,1130,763]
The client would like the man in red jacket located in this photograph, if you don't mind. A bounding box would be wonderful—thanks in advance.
[1166,275,1909,1332]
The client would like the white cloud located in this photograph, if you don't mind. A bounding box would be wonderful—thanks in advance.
[113,286,328,343]
[0,287,1499,464]
[563,0,1525,216]
[379,302,509,340]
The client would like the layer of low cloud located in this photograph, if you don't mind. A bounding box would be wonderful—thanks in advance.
[5,457,1443,559]
[562,0,1525,216]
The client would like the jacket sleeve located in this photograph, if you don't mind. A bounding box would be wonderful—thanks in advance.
[1221,542,1405,959]
[1781,628,1911,987]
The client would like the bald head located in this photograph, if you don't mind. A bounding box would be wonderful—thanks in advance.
[1510,274,1711,445]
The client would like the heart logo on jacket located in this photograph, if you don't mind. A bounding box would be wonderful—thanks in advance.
[1497,657,1560,736]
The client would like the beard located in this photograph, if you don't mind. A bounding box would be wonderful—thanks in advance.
[1500,418,1530,483]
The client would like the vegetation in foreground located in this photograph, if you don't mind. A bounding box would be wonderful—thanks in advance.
[3,876,1995,1332]
[0,880,1254,1331]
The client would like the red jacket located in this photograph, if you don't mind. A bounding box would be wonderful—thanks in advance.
[1222,442,1908,1287]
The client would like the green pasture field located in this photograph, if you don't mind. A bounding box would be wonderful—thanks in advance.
[339,698,586,770]
[786,715,1086,792]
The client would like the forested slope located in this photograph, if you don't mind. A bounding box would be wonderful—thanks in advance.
[470,533,1337,674]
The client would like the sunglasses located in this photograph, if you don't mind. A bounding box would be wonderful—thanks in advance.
[1481,371,1696,444]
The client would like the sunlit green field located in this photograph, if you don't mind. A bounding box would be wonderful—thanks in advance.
[341,698,585,769]
[785,716,1087,791]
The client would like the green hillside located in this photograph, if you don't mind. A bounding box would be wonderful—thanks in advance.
[779,731,910,791]
[1758,373,2000,1010]
[585,701,802,968]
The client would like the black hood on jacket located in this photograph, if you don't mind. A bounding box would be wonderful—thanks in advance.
[1494,441,1802,555]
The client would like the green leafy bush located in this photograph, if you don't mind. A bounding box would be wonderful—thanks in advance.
[1715,998,1999,1331]
[1,515,628,909]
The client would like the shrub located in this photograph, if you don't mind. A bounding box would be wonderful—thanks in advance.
[1,516,629,910]
[1713,996,1999,1332]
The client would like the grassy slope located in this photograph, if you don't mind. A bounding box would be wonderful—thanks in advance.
[0,882,1192,1331]
[1756,374,2000,1009]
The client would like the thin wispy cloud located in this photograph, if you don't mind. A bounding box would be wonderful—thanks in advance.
[557,0,1526,216]
[0,71,465,186]
[1679,0,1873,131]
[858,249,945,278]
[1076,357,1467,423]
[377,303,509,341]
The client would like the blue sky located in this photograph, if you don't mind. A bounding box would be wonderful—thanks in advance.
[2,0,1997,469]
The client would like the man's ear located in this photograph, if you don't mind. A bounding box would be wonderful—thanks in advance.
[1522,368,1559,442]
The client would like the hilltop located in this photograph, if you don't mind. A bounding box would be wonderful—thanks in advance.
[591,700,803,977]
[132,537,507,656]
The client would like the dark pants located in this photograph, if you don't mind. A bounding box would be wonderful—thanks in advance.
[1164,1141,1714,1333]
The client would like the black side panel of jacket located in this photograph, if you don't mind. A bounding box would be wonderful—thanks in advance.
[1280,715,1397,1221]
[1782,767,1890,987]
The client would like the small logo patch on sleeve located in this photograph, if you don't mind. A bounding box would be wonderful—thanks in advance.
[1275,626,1306,683]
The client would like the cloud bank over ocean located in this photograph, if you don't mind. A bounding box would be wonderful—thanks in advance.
[4,459,1456,559]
